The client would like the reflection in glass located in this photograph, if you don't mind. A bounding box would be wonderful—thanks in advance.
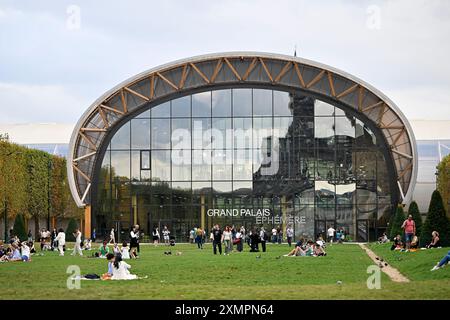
[131,119,150,149]
[171,118,191,150]
[192,91,211,117]
[253,89,272,116]
[274,91,292,116]
[151,118,170,149]
[111,151,130,180]
[233,89,252,116]
[172,96,191,117]
[151,101,170,118]
[111,122,130,149]
[151,150,171,181]
[212,89,231,117]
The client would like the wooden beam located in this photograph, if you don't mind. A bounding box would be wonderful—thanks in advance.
[378,103,387,125]
[336,83,358,99]
[73,164,91,182]
[242,58,258,81]
[100,104,124,115]
[259,58,273,82]
[398,162,413,179]
[224,58,241,81]
[79,132,97,151]
[362,100,384,113]
[293,63,306,87]
[189,62,210,84]
[210,59,223,83]
[179,64,189,89]
[156,72,178,90]
[358,86,364,111]
[327,71,336,97]
[391,148,413,159]
[97,106,109,128]
[120,89,128,113]
[306,69,325,88]
[150,74,155,99]
[380,125,404,130]
[274,61,292,83]
[124,86,150,101]
[391,128,405,146]
[80,127,107,132]
[73,151,96,163]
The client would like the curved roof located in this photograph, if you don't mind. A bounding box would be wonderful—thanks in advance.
[68,52,417,207]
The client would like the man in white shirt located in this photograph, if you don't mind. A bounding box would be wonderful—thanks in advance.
[286,226,294,247]
[271,228,277,244]
[327,226,335,245]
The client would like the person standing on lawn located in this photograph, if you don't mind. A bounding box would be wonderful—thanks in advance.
[72,229,83,256]
[286,225,294,247]
[401,214,416,250]
[55,228,66,256]
[259,227,267,252]
[211,224,223,255]
[327,226,335,245]
[109,227,116,244]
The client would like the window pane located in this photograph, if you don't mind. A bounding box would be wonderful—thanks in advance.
[212,149,232,180]
[111,122,130,149]
[315,117,335,147]
[111,151,130,181]
[171,118,191,150]
[136,109,150,118]
[253,89,272,116]
[172,96,191,117]
[151,118,170,149]
[233,149,253,180]
[192,118,211,149]
[233,88,252,116]
[212,118,232,149]
[274,91,292,116]
[234,118,253,149]
[192,91,211,117]
[253,117,272,149]
[151,150,171,181]
[172,149,191,181]
[151,101,170,118]
[315,100,334,116]
[131,119,150,149]
[192,150,211,180]
[141,150,151,169]
[212,89,231,117]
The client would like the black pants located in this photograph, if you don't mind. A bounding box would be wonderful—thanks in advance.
[250,241,259,252]
[213,240,222,255]
[261,240,266,252]
[287,237,292,247]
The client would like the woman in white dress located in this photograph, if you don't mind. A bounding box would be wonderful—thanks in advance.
[111,254,137,280]
[121,242,130,259]
[55,228,66,256]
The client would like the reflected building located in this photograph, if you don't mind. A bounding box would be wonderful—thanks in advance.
[67,53,418,242]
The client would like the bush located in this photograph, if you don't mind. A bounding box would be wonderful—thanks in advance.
[389,205,406,239]
[65,218,78,242]
[408,201,423,238]
[12,214,27,241]
[421,190,450,247]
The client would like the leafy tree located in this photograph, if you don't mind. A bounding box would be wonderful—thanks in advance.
[389,205,406,239]
[437,154,450,215]
[408,201,422,238]
[421,190,450,247]
[12,214,27,241]
[66,218,79,242]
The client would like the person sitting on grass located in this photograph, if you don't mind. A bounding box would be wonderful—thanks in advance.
[431,250,450,271]
[410,235,419,250]
[101,253,116,280]
[20,241,31,262]
[390,234,403,251]
[378,233,389,244]
[284,239,314,257]
[426,231,440,249]
[121,242,130,259]
[1,243,23,262]
[84,239,92,250]
[111,253,137,280]
[98,240,110,258]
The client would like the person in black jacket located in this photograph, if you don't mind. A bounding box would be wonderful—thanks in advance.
[250,228,260,252]
[211,224,223,255]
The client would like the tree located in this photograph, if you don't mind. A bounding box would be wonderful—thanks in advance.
[12,214,27,241]
[408,201,422,239]
[389,205,406,239]
[421,190,450,247]
[66,218,78,242]
[437,154,450,215]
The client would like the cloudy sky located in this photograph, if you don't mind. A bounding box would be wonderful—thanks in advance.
[0,0,449,124]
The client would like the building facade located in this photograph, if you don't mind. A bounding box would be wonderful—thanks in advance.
[67,52,418,242]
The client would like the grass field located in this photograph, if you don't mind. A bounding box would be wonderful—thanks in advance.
[0,242,449,299]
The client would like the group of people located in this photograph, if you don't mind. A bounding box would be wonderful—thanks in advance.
[0,237,34,262]
[151,225,172,246]
[284,237,327,257]
[326,226,346,244]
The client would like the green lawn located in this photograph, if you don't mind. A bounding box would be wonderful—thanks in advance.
[0,242,449,299]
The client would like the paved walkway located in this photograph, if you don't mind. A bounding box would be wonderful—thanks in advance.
[359,243,410,283]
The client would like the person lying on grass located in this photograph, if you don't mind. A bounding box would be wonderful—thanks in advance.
[431,250,450,271]
[284,240,326,257]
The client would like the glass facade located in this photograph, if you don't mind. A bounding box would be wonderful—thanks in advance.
[94,88,394,242]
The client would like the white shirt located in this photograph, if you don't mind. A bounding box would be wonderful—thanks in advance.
[55,232,66,246]
[286,228,294,237]
[121,247,130,259]
[110,230,115,238]
[272,228,277,236]
[111,261,137,280]
[75,231,82,244]
[327,228,335,237]
[162,230,170,239]
[21,244,30,257]
[223,231,231,241]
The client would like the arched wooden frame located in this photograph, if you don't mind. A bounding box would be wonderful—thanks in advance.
[68,52,417,207]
